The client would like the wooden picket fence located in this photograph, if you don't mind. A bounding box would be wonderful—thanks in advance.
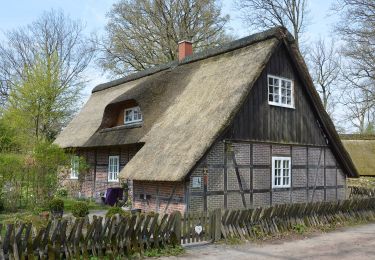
[2,198,375,258]
[220,198,375,240]
[0,212,183,259]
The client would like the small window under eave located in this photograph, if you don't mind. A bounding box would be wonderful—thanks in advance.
[124,106,143,125]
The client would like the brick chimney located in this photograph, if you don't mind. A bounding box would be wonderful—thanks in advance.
[178,40,193,61]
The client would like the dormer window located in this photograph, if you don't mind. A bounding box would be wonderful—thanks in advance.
[124,106,142,125]
[268,75,294,108]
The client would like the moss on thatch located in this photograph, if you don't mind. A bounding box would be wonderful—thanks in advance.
[342,140,375,176]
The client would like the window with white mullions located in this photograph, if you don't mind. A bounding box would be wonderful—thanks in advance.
[124,106,142,125]
[272,157,291,188]
[108,155,119,182]
[70,155,79,179]
[268,75,294,108]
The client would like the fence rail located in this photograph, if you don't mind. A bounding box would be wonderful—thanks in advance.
[1,198,375,258]
[220,198,375,239]
[0,212,182,259]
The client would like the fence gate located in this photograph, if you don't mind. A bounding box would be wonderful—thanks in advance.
[181,211,212,244]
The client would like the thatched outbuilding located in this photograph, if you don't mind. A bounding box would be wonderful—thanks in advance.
[54,27,358,213]
[341,134,375,177]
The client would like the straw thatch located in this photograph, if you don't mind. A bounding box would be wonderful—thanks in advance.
[54,27,359,181]
[342,135,375,176]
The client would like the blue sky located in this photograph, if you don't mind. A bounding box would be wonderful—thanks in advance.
[0,0,339,94]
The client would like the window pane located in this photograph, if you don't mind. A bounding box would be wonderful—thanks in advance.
[286,81,291,89]
[125,110,133,122]
[269,77,273,85]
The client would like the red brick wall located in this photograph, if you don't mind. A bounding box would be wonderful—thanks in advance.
[133,181,186,214]
[60,145,140,198]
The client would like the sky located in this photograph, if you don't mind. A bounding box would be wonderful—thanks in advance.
[0,0,340,100]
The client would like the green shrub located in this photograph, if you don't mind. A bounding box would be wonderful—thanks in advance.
[71,201,89,218]
[55,189,68,198]
[48,198,64,212]
[106,207,131,218]
[292,223,307,234]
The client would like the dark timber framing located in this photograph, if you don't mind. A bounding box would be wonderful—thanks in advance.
[187,140,345,212]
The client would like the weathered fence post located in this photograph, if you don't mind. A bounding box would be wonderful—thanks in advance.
[210,208,221,242]
[174,211,182,245]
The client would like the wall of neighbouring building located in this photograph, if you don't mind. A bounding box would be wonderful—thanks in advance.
[187,140,346,212]
[132,181,186,214]
[61,145,140,198]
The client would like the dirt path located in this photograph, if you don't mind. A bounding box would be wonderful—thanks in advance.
[163,223,375,260]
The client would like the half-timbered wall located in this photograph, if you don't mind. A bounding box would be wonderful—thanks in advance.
[62,144,141,198]
[187,141,346,212]
[132,181,186,214]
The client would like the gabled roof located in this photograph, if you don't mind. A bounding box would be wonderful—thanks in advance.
[341,135,375,176]
[54,27,359,180]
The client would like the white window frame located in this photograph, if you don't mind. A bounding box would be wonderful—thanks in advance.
[267,75,294,108]
[124,106,142,125]
[108,155,120,182]
[70,156,79,180]
[272,156,291,188]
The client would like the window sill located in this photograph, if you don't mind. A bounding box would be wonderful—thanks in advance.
[272,187,291,191]
[108,180,119,183]
[70,177,78,180]
[269,102,295,109]
[100,123,143,133]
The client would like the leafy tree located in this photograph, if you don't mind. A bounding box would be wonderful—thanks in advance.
[4,53,80,143]
[96,0,231,76]
[235,0,310,47]
[0,9,94,107]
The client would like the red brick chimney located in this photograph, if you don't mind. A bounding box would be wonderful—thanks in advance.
[178,40,193,61]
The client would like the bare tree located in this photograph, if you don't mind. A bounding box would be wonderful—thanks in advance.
[0,10,94,107]
[340,86,375,133]
[333,0,375,100]
[235,0,310,47]
[307,38,341,114]
[96,0,231,77]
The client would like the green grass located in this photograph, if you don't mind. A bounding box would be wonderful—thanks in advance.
[62,198,110,212]
[143,245,185,257]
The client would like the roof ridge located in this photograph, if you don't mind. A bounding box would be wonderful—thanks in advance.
[92,26,292,93]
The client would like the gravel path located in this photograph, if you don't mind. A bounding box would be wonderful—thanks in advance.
[162,223,375,260]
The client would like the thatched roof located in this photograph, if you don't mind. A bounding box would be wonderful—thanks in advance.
[54,27,359,180]
[341,135,375,176]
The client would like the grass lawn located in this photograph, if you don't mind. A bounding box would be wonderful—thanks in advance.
[62,198,110,212]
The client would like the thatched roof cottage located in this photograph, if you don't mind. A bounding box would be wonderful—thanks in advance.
[54,27,358,213]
